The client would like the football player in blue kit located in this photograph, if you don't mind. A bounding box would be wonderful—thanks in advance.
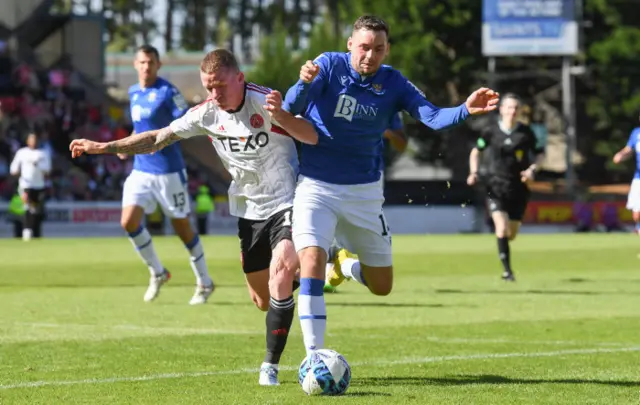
[613,118,640,233]
[283,15,499,353]
[121,45,214,305]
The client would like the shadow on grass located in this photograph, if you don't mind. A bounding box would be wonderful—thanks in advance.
[354,374,640,387]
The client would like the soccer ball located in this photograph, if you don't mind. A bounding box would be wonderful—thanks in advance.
[298,349,351,396]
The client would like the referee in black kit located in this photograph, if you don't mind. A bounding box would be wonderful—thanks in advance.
[466,94,545,281]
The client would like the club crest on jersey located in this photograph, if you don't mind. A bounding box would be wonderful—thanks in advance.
[371,83,385,95]
[148,91,157,102]
[340,76,350,87]
[250,114,264,129]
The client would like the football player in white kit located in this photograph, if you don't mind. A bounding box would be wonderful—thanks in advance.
[10,132,51,241]
[70,49,319,387]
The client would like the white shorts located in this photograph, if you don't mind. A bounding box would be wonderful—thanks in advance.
[627,179,640,212]
[293,175,392,267]
[122,169,190,219]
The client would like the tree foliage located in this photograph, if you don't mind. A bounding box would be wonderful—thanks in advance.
[96,0,640,183]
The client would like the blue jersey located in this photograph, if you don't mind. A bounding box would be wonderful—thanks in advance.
[129,77,189,174]
[379,112,404,171]
[283,52,470,185]
[388,112,403,131]
[626,127,640,179]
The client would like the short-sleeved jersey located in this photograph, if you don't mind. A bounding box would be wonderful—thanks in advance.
[283,52,468,185]
[10,147,51,189]
[477,120,544,181]
[170,83,298,221]
[625,127,640,179]
[128,77,189,174]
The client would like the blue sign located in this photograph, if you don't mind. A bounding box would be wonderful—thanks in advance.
[482,0,579,56]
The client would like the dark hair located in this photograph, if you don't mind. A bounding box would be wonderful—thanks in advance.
[500,93,520,107]
[136,44,160,61]
[353,15,389,37]
[200,49,240,73]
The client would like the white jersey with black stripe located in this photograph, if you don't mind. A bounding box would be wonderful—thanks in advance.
[170,82,298,220]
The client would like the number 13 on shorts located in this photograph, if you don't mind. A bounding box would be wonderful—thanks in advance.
[378,212,391,244]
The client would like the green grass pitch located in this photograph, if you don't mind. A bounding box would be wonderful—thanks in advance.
[0,233,639,404]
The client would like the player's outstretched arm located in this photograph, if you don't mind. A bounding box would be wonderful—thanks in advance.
[613,146,633,164]
[402,81,499,130]
[69,127,181,158]
[265,90,319,145]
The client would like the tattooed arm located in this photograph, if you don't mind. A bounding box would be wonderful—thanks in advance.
[70,126,181,158]
[105,127,181,154]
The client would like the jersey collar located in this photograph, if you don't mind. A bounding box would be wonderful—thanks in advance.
[225,83,247,114]
[498,119,520,135]
[138,77,160,91]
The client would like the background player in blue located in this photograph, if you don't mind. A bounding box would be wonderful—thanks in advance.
[613,119,640,234]
[122,45,214,305]
[283,15,499,353]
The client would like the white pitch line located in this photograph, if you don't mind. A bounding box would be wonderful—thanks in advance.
[1,346,638,390]
[361,335,631,347]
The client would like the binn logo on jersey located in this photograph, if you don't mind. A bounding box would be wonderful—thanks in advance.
[131,104,151,122]
[333,94,379,122]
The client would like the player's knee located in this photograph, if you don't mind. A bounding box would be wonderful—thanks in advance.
[269,241,298,292]
[252,294,269,312]
[363,265,393,296]
[120,217,139,233]
[371,284,392,296]
[269,268,294,292]
[298,246,325,278]
[368,280,393,296]
[633,211,640,223]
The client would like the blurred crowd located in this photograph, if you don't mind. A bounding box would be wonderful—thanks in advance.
[0,42,207,202]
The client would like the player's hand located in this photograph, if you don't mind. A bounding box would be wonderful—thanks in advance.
[467,173,478,186]
[69,139,104,158]
[300,60,320,83]
[520,168,535,183]
[465,88,500,115]
[264,90,284,119]
[117,153,128,160]
[613,152,624,164]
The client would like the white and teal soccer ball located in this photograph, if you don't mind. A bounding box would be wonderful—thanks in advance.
[298,349,351,396]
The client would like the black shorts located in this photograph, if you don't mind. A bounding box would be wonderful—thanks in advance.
[24,188,46,211]
[486,178,530,221]
[238,208,293,273]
